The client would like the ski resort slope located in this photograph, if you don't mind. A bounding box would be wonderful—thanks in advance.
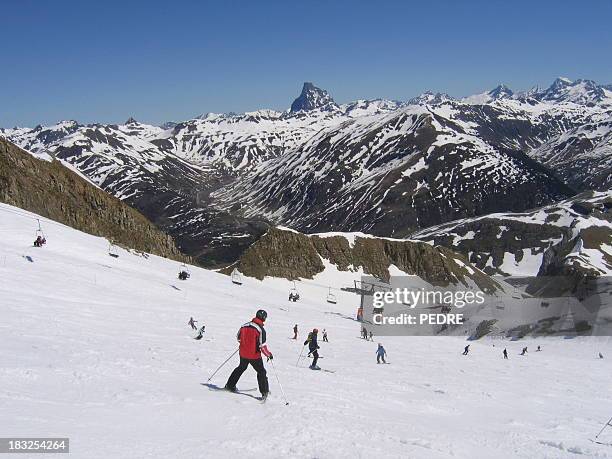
[1,203,612,459]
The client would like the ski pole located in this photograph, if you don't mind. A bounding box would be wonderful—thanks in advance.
[296,344,306,367]
[595,416,612,440]
[207,348,239,382]
[269,360,289,406]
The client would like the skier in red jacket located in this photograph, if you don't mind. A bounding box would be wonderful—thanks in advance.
[225,309,273,399]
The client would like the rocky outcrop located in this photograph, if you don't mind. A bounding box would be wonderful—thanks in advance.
[0,137,184,260]
[223,227,499,292]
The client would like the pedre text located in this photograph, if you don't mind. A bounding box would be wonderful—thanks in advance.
[373,313,465,325]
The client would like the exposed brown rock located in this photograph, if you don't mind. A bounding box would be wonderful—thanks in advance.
[0,137,185,261]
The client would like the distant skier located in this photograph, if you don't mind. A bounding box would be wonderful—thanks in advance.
[462,345,470,355]
[376,343,387,364]
[188,317,197,330]
[225,309,273,400]
[322,329,328,342]
[520,347,528,355]
[305,328,320,370]
[503,348,508,359]
[293,324,298,340]
[369,331,374,342]
[194,324,206,340]
[34,235,43,247]
[599,352,604,359]
[362,327,368,340]
[536,345,541,352]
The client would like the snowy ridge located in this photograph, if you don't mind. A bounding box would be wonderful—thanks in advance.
[412,191,612,276]
[3,78,612,265]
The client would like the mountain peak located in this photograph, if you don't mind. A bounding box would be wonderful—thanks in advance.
[488,84,513,99]
[125,117,138,125]
[290,82,337,113]
[409,91,454,105]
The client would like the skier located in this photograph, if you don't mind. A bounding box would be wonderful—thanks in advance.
[599,352,604,359]
[376,343,387,364]
[362,327,368,340]
[225,309,273,400]
[322,329,328,342]
[188,317,197,330]
[194,324,206,340]
[503,348,508,359]
[34,235,43,247]
[462,345,470,355]
[293,324,298,340]
[520,347,528,355]
[369,331,374,342]
[304,328,320,370]
[536,345,541,352]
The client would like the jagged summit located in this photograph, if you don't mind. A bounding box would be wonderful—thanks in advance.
[409,91,455,105]
[125,117,138,125]
[488,84,513,99]
[290,82,338,112]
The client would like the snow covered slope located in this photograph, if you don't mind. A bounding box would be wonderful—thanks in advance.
[2,203,612,458]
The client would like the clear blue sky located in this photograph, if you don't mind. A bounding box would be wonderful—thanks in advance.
[1,0,611,127]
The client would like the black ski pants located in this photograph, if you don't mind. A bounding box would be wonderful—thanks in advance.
[226,357,269,395]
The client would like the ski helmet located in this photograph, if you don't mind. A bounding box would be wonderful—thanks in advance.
[313,328,319,333]
[256,309,267,321]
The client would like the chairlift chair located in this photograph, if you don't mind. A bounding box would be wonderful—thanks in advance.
[108,241,119,258]
[231,268,243,285]
[33,219,47,247]
[288,281,300,301]
[178,262,191,280]
[326,287,337,304]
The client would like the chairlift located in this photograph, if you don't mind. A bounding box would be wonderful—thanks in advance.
[288,281,300,302]
[231,268,243,285]
[178,262,191,280]
[33,219,47,247]
[326,287,337,304]
[108,241,119,258]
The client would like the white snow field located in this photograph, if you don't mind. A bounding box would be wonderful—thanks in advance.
[1,202,612,459]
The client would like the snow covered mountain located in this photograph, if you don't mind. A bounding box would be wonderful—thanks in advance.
[2,78,612,266]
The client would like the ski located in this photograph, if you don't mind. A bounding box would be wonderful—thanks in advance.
[202,383,264,402]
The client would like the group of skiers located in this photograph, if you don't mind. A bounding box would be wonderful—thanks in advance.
[361,327,373,341]
[191,309,389,400]
[293,324,328,342]
[463,344,544,359]
[188,317,206,340]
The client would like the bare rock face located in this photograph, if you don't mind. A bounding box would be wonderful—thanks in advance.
[290,82,338,113]
[224,227,499,292]
[0,137,184,261]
